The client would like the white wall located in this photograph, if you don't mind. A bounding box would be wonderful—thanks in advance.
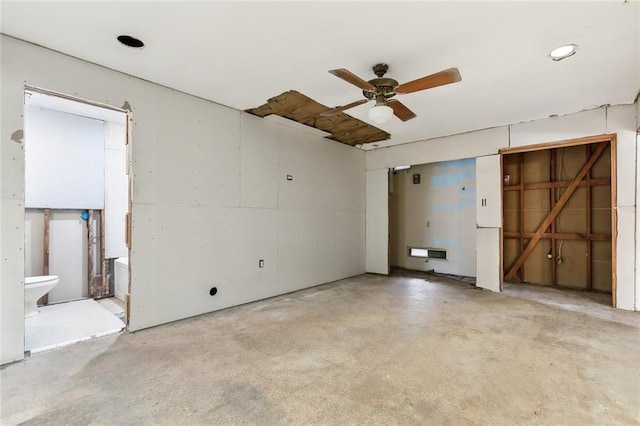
[636,100,640,310]
[389,159,477,277]
[24,211,44,277]
[365,169,389,274]
[25,209,90,303]
[25,106,105,209]
[366,105,638,310]
[475,154,502,292]
[366,127,508,171]
[104,121,128,258]
[1,36,366,364]
[48,210,90,302]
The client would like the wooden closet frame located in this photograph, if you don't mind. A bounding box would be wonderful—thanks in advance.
[499,134,617,307]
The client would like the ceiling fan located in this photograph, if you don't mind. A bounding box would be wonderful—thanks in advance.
[324,63,461,124]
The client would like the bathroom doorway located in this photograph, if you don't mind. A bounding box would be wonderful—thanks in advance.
[23,87,131,353]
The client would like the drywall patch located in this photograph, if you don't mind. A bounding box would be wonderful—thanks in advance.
[11,129,24,143]
[246,90,390,146]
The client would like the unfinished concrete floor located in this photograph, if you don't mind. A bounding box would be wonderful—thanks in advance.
[2,273,639,425]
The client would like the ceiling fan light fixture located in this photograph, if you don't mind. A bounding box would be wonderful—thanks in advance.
[549,44,577,61]
[369,104,393,124]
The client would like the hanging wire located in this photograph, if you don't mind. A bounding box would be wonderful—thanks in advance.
[556,148,565,257]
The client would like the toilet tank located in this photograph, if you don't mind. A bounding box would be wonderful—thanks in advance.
[114,257,128,302]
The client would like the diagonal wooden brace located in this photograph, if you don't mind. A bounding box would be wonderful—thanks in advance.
[505,142,608,281]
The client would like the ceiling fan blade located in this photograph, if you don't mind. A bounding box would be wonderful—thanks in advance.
[328,68,376,92]
[395,68,462,94]
[320,99,369,116]
[387,99,417,121]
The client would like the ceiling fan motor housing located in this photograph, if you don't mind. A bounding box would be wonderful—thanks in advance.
[363,78,399,100]
[363,63,398,101]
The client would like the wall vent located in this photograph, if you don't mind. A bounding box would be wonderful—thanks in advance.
[408,247,447,260]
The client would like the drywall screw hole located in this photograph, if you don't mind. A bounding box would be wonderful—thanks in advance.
[209,287,218,296]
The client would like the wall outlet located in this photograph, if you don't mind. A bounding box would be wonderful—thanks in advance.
[259,259,264,268]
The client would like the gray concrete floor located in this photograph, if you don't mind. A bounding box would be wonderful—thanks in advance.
[2,273,639,425]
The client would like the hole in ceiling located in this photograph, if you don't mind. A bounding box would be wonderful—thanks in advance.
[246,90,390,146]
[117,35,145,49]
[549,44,577,61]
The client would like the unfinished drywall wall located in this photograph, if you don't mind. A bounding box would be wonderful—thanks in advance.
[366,105,637,310]
[476,154,503,292]
[389,159,476,276]
[24,209,92,303]
[365,169,389,274]
[366,127,508,171]
[104,121,127,259]
[636,99,640,311]
[48,210,90,302]
[1,35,366,364]
[24,105,105,209]
[24,210,45,278]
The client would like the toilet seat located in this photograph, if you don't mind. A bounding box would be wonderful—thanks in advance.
[25,275,59,285]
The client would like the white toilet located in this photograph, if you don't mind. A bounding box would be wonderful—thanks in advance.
[24,275,59,318]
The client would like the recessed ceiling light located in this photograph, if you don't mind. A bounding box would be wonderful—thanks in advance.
[117,35,144,49]
[549,44,577,61]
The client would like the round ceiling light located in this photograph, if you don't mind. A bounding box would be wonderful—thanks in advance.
[368,105,394,124]
[117,35,145,49]
[549,44,577,61]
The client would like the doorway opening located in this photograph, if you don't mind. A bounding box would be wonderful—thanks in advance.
[501,135,616,307]
[389,158,477,279]
[23,87,131,353]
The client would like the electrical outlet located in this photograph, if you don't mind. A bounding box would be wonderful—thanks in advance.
[259,259,264,268]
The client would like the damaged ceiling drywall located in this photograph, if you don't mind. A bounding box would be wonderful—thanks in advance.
[246,91,390,146]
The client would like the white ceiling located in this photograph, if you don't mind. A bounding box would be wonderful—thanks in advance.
[2,1,638,150]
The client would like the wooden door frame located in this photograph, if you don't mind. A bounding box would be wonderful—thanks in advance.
[499,134,617,307]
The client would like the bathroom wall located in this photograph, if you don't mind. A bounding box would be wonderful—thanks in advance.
[104,121,128,259]
[1,35,366,364]
[25,105,105,209]
[24,209,94,303]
